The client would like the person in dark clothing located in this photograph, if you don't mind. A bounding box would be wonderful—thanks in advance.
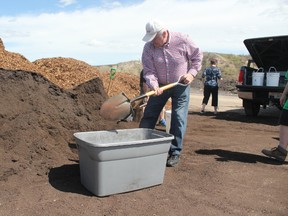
[201,58,223,114]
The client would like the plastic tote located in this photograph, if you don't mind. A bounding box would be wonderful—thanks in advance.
[266,67,280,87]
[252,68,264,86]
[74,128,174,196]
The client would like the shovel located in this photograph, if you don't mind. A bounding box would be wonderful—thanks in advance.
[100,76,187,121]
[107,67,117,95]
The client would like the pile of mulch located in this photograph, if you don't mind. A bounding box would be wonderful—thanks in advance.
[34,57,140,98]
[0,38,140,99]
[33,57,101,90]
[0,38,43,73]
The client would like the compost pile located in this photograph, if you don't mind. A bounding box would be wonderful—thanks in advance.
[0,38,139,180]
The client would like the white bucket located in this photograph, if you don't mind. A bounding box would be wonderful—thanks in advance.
[165,110,171,133]
[266,67,280,87]
[252,68,264,86]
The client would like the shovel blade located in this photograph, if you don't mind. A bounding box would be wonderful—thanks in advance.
[100,93,133,121]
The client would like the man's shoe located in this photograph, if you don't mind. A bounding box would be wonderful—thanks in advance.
[262,146,287,162]
[159,118,166,127]
[167,155,179,167]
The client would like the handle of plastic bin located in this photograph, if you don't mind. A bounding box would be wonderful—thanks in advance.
[256,67,264,73]
[268,67,277,73]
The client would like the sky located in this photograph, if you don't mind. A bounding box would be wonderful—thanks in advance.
[0,0,287,66]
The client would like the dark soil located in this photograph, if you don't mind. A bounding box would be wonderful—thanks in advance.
[0,69,287,216]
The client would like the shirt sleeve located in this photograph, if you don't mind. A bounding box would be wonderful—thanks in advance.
[217,68,222,79]
[141,43,159,89]
[202,69,206,78]
[185,36,203,77]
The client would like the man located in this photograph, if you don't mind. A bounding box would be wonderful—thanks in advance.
[262,73,288,162]
[140,20,203,167]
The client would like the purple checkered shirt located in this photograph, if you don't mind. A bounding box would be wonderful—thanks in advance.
[142,31,203,89]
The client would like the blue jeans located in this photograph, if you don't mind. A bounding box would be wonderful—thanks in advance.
[139,84,190,156]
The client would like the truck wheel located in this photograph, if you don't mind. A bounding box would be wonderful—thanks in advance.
[243,100,260,116]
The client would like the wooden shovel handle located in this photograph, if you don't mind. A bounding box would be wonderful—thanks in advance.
[130,81,179,103]
[145,82,178,97]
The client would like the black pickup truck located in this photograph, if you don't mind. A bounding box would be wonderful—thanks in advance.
[236,35,288,116]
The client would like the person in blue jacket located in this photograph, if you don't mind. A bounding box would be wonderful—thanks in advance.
[201,58,223,114]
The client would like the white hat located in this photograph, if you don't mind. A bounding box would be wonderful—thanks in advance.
[142,21,164,42]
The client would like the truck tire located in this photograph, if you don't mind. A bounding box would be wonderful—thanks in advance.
[243,100,260,116]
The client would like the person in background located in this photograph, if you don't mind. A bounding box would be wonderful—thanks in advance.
[140,20,203,167]
[261,72,288,162]
[140,69,166,127]
[201,58,223,114]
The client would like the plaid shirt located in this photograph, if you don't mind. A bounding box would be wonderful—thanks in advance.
[142,31,203,89]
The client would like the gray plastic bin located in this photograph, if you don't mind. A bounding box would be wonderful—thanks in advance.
[74,128,174,196]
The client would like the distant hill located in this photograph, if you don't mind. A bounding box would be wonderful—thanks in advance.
[95,52,251,92]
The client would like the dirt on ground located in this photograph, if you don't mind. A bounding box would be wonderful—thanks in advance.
[0,38,287,216]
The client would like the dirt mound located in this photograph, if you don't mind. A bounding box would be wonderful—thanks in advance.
[0,38,141,183]
[0,38,140,181]
[0,69,137,180]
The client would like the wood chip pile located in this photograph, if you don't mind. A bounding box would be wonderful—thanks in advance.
[0,38,43,73]
[0,38,140,99]
[34,57,100,90]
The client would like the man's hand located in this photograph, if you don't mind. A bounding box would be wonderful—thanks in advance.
[180,73,194,85]
[153,87,163,96]
[153,73,195,96]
